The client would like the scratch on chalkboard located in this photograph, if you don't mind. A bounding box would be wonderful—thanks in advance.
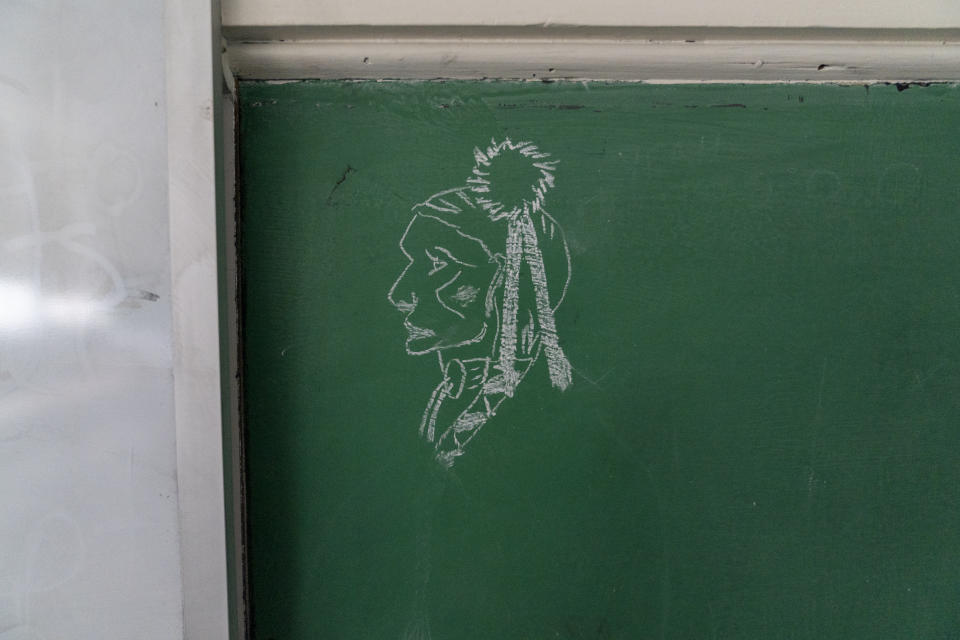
[388,137,574,467]
[570,364,616,390]
[326,165,356,203]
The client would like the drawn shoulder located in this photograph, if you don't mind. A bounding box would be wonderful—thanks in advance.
[412,187,475,214]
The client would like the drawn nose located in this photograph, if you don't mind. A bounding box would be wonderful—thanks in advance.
[388,266,418,311]
[389,289,417,313]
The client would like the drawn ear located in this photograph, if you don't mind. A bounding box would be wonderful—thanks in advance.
[484,254,506,317]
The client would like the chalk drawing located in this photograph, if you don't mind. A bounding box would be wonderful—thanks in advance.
[388,138,572,467]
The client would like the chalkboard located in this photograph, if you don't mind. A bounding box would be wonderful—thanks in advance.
[238,81,960,639]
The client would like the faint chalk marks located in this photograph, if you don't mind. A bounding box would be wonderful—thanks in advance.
[0,74,28,96]
[744,171,774,211]
[640,463,674,640]
[400,494,435,640]
[0,624,46,639]
[0,512,85,640]
[806,169,841,203]
[23,512,85,593]
[0,576,20,633]
[0,420,30,444]
[279,341,307,359]
[877,162,922,210]
[92,144,143,214]
[569,363,616,390]
[804,358,829,506]
[816,357,827,413]
[3,223,128,310]
[400,613,432,640]
[579,193,602,209]
[562,616,613,639]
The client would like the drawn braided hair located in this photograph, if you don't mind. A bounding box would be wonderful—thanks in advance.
[467,138,572,394]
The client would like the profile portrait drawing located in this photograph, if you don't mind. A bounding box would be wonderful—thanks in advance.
[388,137,573,467]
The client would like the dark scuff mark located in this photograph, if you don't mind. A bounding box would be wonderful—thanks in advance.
[557,104,583,109]
[327,165,356,204]
[138,290,160,302]
[893,81,933,92]
[684,104,699,108]
[799,96,804,103]
[816,64,859,71]
[685,39,696,43]
[710,103,747,109]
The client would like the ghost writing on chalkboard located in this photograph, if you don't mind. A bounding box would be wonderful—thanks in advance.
[388,138,573,467]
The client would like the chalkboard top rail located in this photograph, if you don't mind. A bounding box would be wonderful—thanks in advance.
[224,28,960,82]
[225,25,960,43]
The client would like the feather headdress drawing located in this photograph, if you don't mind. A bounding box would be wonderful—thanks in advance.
[388,137,572,467]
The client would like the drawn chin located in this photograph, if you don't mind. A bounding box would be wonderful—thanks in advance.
[404,322,488,356]
[405,335,441,356]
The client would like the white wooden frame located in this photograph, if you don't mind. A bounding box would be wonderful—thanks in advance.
[225,27,960,82]
[173,20,960,639]
[166,1,237,639]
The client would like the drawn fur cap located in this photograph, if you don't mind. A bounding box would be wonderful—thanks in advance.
[464,137,573,394]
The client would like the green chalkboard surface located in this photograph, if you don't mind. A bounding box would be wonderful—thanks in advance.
[239,81,960,639]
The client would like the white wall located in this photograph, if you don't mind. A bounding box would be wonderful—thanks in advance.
[223,0,960,28]
[0,1,188,638]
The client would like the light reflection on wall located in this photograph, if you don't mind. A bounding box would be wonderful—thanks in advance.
[0,279,107,332]
[0,1,183,638]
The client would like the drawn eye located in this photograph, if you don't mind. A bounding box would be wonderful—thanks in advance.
[425,249,447,275]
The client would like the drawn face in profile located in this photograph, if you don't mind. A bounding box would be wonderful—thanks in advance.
[387,137,573,467]
[388,213,500,355]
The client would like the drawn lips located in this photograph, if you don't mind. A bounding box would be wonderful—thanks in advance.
[404,320,436,340]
